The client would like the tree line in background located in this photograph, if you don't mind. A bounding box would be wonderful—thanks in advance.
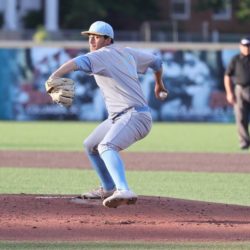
[19,0,250,30]
[24,0,160,30]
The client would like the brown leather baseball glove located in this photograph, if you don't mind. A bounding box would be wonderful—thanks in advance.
[45,77,75,107]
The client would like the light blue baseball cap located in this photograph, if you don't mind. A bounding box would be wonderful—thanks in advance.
[81,21,114,39]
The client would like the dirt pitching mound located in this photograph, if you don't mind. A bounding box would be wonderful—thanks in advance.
[1,194,250,242]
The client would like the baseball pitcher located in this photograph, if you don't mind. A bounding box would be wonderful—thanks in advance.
[45,21,168,208]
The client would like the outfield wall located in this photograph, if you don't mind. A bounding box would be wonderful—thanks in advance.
[0,41,238,122]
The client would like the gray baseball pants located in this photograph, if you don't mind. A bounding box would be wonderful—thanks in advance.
[83,107,152,190]
[234,85,250,147]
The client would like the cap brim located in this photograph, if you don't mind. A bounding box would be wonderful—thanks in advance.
[81,31,105,36]
[240,39,250,45]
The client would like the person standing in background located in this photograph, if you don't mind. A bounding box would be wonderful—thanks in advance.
[224,37,250,150]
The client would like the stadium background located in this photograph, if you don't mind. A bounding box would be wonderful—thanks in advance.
[0,42,238,122]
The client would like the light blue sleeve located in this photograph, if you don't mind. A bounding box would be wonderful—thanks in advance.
[73,55,92,74]
[149,56,162,72]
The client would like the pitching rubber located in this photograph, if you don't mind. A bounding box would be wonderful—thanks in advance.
[70,196,102,206]
[103,197,137,208]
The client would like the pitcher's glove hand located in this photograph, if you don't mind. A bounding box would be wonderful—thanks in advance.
[45,77,75,107]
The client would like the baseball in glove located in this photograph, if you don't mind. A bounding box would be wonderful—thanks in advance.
[45,77,75,107]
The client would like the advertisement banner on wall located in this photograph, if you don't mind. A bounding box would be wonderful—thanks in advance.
[0,46,237,122]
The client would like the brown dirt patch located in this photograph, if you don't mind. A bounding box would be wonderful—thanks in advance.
[1,194,250,242]
[1,150,250,242]
[1,150,250,172]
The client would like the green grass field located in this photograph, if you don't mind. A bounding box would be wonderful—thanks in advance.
[1,121,249,205]
[1,168,249,206]
[1,241,250,250]
[0,121,249,249]
[0,121,240,152]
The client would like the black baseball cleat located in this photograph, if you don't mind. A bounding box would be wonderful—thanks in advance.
[240,142,250,150]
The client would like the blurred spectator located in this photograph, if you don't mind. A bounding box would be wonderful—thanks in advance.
[182,52,213,114]
[33,26,49,43]
[162,52,192,108]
